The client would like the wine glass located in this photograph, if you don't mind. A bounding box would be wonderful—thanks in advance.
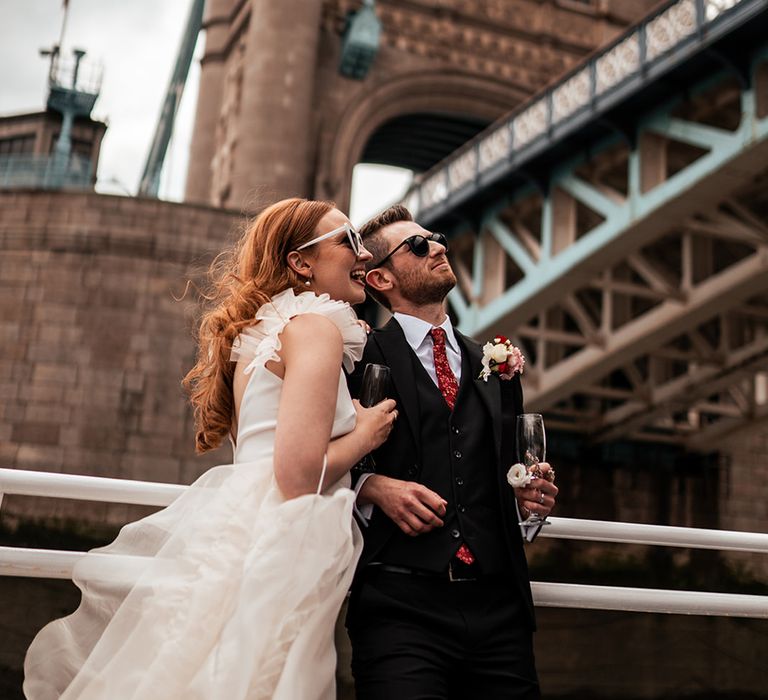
[357,363,391,472]
[359,363,390,409]
[516,413,549,526]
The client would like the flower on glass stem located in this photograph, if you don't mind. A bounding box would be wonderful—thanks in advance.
[506,462,532,488]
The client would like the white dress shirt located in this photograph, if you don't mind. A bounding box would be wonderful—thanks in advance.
[392,312,462,386]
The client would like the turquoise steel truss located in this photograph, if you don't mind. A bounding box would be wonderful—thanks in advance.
[404,0,768,445]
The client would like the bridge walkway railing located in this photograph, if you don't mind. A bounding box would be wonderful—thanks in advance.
[0,468,766,618]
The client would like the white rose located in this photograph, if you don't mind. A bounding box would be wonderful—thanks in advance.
[506,463,532,488]
[490,343,509,363]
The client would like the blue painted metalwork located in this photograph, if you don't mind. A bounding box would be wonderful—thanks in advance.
[138,0,204,197]
[46,49,100,164]
[486,218,536,274]
[405,0,768,225]
[339,0,381,80]
[24,47,103,190]
[399,0,768,340]
[453,65,768,337]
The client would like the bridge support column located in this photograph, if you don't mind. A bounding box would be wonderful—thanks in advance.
[230,0,324,207]
[551,188,577,255]
[639,132,667,193]
[479,229,506,305]
[185,0,231,204]
[757,60,768,117]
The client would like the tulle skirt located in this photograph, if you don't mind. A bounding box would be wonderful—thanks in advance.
[23,459,362,700]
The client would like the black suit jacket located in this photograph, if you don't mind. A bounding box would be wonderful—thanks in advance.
[348,317,535,625]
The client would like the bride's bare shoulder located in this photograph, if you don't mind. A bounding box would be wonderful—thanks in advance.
[280,312,344,348]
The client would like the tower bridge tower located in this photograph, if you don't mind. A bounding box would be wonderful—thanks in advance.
[184,0,659,210]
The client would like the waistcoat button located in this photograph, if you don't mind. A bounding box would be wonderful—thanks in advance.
[450,529,460,539]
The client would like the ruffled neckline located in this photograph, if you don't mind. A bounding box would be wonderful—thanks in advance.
[230,288,366,374]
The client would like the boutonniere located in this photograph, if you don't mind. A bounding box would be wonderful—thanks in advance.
[479,335,525,381]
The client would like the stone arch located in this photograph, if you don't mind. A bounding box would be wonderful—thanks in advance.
[315,70,528,211]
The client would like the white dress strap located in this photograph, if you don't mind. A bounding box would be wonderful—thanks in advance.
[316,455,328,495]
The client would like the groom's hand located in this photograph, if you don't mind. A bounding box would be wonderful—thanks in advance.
[357,474,447,536]
[515,462,558,519]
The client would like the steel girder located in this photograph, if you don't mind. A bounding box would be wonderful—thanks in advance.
[438,47,768,445]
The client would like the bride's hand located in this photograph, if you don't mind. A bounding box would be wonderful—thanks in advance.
[352,398,398,454]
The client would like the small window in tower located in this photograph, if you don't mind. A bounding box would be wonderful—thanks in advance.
[0,134,36,156]
[49,134,93,159]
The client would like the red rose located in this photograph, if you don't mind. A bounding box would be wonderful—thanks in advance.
[497,361,508,374]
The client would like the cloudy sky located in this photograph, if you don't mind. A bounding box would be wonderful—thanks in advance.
[1,0,411,223]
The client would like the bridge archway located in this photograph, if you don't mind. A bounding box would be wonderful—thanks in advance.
[360,112,490,173]
[315,70,526,212]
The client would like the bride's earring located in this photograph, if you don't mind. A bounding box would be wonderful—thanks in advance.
[304,275,312,287]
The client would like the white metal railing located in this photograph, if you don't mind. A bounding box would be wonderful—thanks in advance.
[531,582,767,617]
[541,516,768,553]
[0,467,185,507]
[1,468,767,617]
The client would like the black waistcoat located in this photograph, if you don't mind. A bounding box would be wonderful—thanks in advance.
[377,347,511,574]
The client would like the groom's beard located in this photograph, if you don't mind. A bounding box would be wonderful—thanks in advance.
[398,265,456,306]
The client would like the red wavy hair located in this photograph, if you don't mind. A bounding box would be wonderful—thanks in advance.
[183,197,334,453]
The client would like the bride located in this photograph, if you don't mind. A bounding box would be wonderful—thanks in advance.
[24,198,397,699]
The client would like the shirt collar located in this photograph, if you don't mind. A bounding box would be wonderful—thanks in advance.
[393,312,460,354]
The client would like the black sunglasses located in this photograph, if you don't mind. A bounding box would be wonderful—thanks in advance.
[371,232,448,268]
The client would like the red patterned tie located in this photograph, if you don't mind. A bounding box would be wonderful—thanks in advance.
[430,328,458,410]
[429,328,475,567]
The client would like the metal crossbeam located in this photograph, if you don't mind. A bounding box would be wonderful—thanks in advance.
[401,2,768,443]
[449,80,768,336]
[137,0,204,196]
[405,0,768,222]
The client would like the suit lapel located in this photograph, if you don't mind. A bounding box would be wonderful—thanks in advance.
[457,332,503,464]
[372,318,421,447]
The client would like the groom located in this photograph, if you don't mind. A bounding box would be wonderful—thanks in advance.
[346,205,558,700]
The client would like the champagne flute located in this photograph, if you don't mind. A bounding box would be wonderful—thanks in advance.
[516,413,549,526]
[357,363,391,472]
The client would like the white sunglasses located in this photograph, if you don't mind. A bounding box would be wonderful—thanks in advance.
[295,222,366,257]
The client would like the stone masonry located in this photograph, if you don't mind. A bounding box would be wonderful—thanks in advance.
[185,0,661,211]
[0,190,240,526]
[1,188,766,699]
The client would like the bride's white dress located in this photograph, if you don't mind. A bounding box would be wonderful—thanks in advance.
[24,289,365,700]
